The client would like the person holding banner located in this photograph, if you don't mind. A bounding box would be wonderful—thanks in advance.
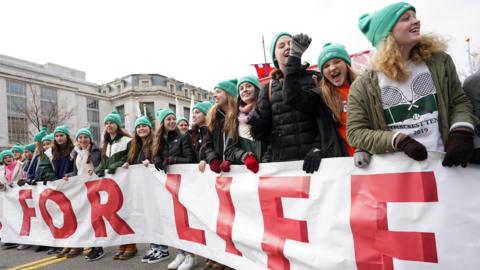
[119,115,170,263]
[204,79,238,174]
[203,79,238,270]
[0,150,26,187]
[37,133,55,185]
[151,109,197,270]
[347,2,475,167]
[177,117,189,135]
[189,100,214,173]
[58,128,101,259]
[11,144,25,162]
[22,143,35,173]
[94,111,133,260]
[224,75,270,173]
[25,127,48,185]
[249,32,346,173]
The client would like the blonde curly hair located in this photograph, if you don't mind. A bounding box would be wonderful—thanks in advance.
[373,34,447,81]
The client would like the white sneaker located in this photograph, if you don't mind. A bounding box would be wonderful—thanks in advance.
[178,254,196,270]
[167,253,185,269]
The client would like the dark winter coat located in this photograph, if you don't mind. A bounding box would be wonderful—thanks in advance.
[283,56,348,158]
[95,134,131,177]
[188,125,210,163]
[204,109,226,162]
[248,59,332,161]
[155,129,194,164]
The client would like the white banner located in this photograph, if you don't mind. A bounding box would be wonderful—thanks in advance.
[1,152,480,270]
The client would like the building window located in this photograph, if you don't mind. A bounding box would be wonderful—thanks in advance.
[169,84,175,93]
[87,98,100,142]
[168,103,176,113]
[116,105,125,125]
[40,87,58,130]
[6,80,28,143]
[184,88,188,97]
[183,107,190,120]
[141,80,150,89]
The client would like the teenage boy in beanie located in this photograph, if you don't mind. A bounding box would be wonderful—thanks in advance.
[347,2,475,167]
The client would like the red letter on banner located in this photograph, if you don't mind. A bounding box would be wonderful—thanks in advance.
[38,189,77,238]
[85,178,134,237]
[215,176,242,256]
[18,189,36,236]
[350,172,438,270]
[258,176,310,270]
[166,174,206,245]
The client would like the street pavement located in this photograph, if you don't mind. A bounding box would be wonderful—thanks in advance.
[0,244,210,270]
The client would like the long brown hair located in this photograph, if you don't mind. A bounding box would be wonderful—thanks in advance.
[320,66,357,125]
[127,126,153,164]
[206,94,237,137]
[101,127,131,159]
[152,122,168,159]
[373,34,447,81]
[232,83,260,143]
[52,135,74,161]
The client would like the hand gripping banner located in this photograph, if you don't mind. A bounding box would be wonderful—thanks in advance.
[1,152,480,270]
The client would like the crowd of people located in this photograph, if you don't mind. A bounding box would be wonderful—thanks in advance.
[1,2,480,270]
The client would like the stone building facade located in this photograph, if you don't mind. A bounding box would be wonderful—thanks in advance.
[0,54,212,148]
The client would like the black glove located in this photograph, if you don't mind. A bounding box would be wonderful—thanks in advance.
[442,130,474,167]
[397,136,427,161]
[470,148,480,164]
[17,179,27,186]
[290,33,312,58]
[154,159,167,173]
[107,167,117,175]
[27,178,37,185]
[303,148,322,174]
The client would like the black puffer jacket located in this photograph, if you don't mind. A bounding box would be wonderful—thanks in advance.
[188,125,210,163]
[155,129,194,164]
[283,56,348,158]
[248,66,321,162]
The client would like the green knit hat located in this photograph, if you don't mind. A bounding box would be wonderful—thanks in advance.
[0,150,13,161]
[11,143,24,154]
[75,127,93,140]
[237,75,261,92]
[270,32,292,68]
[54,125,70,137]
[135,115,152,128]
[24,143,35,153]
[176,117,188,125]
[33,127,48,142]
[358,2,416,47]
[104,111,123,128]
[192,100,214,115]
[317,43,352,76]
[42,133,54,142]
[156,108,175,123]
[215,79,238,97]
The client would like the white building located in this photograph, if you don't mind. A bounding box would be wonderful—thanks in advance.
[0,54,212,148]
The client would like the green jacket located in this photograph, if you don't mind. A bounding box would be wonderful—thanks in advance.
[347,52,475,154]
[39,153,56,181]
[95,135,131,177]
[224,132,270,164]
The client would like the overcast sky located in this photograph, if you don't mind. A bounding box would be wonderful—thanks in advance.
[1,0,478,90]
